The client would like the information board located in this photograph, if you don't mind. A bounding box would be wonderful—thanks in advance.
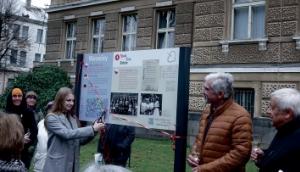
[79,48,180,131]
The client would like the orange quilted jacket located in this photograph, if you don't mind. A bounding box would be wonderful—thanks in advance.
[191,98,253,172]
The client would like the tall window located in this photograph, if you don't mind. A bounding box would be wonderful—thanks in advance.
[156,9,175,49]
[19,51,26,67]
[36,29,43,43]
[122,14,137,51]
[10,49,17,65]
[22,26,29,39]
[12,24,20,38]
[65,22,76,59]
[232,0,265,40]
[91,18,105,53]
[234,88,255,117]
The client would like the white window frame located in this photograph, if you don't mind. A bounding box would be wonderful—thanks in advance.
[156,9,175,49]
[231,0,265,40]
[91,18,105,53]
[65,22,76,59]
[35,53,41,62]
[36,29,43,43]
[19,51,26,67]
[22,25,29,39]
[121,14,137,51]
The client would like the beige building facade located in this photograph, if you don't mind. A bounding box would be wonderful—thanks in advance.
[45,0,300,145]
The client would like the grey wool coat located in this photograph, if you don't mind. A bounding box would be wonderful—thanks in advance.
[43,113,94,172]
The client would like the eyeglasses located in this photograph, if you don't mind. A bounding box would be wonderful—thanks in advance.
[26,95,37,99]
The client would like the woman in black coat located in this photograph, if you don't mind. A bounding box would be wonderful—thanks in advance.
[5,88,38,169]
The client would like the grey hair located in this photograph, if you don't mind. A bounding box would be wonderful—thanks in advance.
[205,72,234,99]
[271,88,300,117]
[84,164,132,172]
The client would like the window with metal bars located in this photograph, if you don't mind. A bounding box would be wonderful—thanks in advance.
[234,88,255,117]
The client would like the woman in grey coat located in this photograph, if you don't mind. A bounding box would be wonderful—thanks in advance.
[43,87,104,172]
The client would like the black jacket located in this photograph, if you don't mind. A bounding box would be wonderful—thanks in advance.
[5,92,37,147]
[257,117,300,172]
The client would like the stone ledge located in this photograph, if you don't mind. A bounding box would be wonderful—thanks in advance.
[220,38,268,52]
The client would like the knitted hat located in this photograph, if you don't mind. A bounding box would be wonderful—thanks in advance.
[12,88,23,96]
[25,91,37,98]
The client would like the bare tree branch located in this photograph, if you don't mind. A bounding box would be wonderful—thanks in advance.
[0,0,30,67]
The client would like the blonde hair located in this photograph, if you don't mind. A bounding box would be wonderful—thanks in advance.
[51,87,75,115]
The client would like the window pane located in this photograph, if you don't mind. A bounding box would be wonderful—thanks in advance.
[131,16,137,33]
[72,41,76,58]
[123,15,137,33]
[235,0,251,4]
[13,24,20,38]
[123,16,130,32]
[67,23,75,38]
[157,32,166,49]
[36,29,43,43]
[130,34,136,51]
[67,24,72,37]
[122,35,129,51]
[234,7,248,39]
[235,0,264,3]
[10,50,17,64]
[72,24,76,37]
[252,5,265,38]
[93,20,100,35]
[92,38,99,53]
[100,20,105,33]
[22,26,29,39]
[35,53,41,62]
[168,10,176,28]
[167,32,175,48]
[158,11,167,29]
[19,51,26,67]
[66,41,72,59]
[100,37,104,52]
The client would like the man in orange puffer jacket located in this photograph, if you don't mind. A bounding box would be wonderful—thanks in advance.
[187,72,252,172]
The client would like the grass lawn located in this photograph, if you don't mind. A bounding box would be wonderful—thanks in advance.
[79,136,258,172]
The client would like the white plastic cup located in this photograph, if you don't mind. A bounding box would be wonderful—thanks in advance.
[94,153,103,165]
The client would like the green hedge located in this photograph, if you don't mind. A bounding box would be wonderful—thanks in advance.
[0,65,72,111]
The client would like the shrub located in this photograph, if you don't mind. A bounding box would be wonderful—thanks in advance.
[0,65,72,111]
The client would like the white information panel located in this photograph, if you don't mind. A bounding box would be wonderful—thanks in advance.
[79,48,180,131]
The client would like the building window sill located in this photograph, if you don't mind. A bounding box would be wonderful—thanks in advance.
[293,36,300,50]
[220,38,268,53]
[44,58,75,67]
